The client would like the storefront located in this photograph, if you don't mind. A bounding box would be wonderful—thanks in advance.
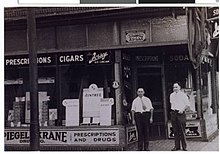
[4,7,218,150]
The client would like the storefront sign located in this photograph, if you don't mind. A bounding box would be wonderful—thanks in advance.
[5,130,68,144]
[207,7,219,20]
[87,51,112,64]
[5,129,119,145]
[5,51,112,67]
[126,126,138,144]
[207,7,219,39]
[83,84,103,117]
[135,55,160,63]
[168,121,201,138]
[126,30,146,43]
[165,54,190,63]
[62,99,79,126]
[58,52,85,64]
[5,54,55,67]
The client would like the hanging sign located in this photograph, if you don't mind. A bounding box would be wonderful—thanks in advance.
[125,30,146,43]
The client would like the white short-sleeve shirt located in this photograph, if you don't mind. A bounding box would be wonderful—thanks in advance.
[131,96,153,113]
[170,91,191,111]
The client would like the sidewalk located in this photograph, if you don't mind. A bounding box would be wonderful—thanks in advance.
[128,135,219,151]
[148,135,219,151]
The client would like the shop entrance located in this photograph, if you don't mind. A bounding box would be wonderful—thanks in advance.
[137,66,166,139]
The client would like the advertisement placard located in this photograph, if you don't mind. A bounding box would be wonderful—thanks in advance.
[126,126,138,144]
[168,121,202,138]
[82,84,103,118]
[62,99,79,126]
[100,98,114,126]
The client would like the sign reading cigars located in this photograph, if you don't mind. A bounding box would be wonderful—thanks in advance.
[4,129,119,145]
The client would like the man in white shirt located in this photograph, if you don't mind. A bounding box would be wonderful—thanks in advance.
[170,82,190,151]
[131,88,154,151]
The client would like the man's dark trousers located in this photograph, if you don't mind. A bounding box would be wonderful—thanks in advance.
[171,110,187,150]
[135,112,150,150]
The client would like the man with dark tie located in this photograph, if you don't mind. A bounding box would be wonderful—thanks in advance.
[131,88,154,151]
[170,82,191,151]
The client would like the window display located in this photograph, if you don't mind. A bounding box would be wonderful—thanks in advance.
[5,66,56,127]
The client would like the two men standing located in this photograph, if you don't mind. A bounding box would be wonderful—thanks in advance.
[131,83,190,151]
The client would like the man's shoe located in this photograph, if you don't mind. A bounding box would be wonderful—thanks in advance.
[171,147,180,151]
[182,148,187,151]
[144,148,150,151]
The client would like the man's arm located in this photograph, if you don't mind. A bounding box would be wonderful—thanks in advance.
[150,108,153,123]
[131,110,135,125]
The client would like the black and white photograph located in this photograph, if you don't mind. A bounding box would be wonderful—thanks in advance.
[3,3,219,152]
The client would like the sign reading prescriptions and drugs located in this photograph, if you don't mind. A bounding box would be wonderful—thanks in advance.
[5,129,119,145]
[69,130,119,144]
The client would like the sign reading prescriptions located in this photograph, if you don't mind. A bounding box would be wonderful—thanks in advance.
[5,129,119,145]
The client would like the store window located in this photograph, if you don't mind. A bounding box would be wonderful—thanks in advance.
[59,64,115,125]
[5,66,56,127]
[5,67,27,127]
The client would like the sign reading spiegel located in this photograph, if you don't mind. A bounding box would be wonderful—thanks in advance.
[5,129,119,145]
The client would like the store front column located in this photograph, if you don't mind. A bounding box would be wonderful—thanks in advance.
[113,21,123,125]
[114,50,123,125]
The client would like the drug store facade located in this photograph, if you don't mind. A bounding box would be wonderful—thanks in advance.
[4,7,219,150]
